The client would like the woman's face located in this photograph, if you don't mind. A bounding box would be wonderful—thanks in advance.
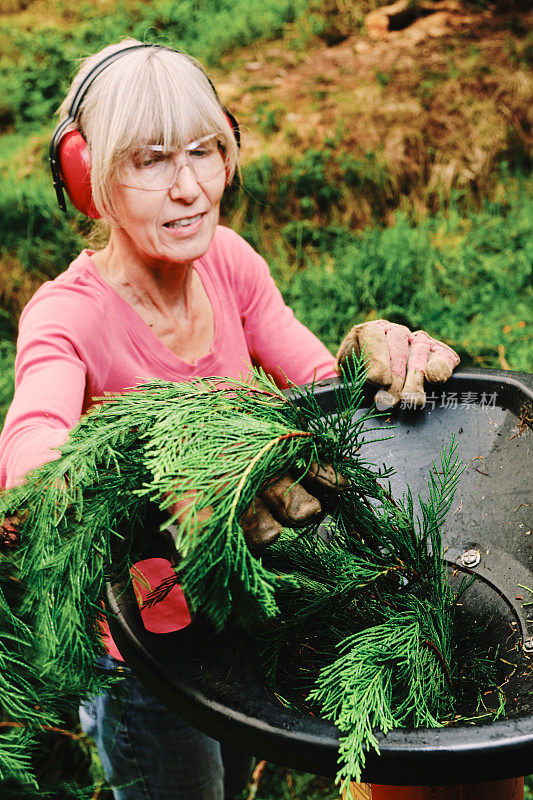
[110,139,226,268]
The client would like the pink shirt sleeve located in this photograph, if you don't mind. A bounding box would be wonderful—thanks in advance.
[0,290,108,488]
[0,233,338,489]
[218,228,337,388]
[0,238,340,655]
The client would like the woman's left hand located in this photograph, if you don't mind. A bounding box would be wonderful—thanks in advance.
[336,319,460,409]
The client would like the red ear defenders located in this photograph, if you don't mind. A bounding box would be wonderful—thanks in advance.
[49,44,241,218]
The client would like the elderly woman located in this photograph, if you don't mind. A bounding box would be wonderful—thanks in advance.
[0,39,459,800]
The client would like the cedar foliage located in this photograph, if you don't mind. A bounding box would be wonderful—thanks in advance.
[251,433,494,788]
[0,359,494,794]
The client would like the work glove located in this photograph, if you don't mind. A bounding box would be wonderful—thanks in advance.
[241,462,348,549]
[336,319,460,410]
[166,462,348,553]
[0,514,22,551]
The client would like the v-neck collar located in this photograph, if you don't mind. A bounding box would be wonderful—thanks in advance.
[80,250,225,373]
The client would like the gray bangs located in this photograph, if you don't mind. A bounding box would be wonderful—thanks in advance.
[73,42,238,223]
[110,52,228,158]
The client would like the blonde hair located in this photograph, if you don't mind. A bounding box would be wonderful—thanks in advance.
[58,39,239,223]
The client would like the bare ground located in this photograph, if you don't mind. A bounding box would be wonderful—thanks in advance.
[214,3,532,215]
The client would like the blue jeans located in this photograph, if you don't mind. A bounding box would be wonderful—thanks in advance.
[79,654,253,800]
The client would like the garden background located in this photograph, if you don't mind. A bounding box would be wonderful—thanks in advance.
[0,0,531,797]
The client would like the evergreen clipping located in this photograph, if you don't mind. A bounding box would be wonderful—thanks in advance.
[0,358,496,794]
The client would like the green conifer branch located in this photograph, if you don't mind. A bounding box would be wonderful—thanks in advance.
[0,359,492,794]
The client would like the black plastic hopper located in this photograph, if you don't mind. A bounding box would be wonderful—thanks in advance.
[106,369,533,786]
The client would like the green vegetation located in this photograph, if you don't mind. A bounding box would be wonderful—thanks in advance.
[0,0,309,133]
[271,176,533,369]
[0,341,15,428]
[0,364,493,795]
[0,0,531,796]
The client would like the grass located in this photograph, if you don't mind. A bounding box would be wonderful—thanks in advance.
[0,0,310,133]
[269,173,533,370]
[235,763,341,799]
[221,163,532,373]
[0,340,15,428]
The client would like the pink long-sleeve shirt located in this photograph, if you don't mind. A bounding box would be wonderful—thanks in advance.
[0,225,337,659]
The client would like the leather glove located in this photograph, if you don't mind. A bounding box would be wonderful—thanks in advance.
[166,462,348,553]
[336,319,460,410]
[241,462,348,550]
[0,514,23,551]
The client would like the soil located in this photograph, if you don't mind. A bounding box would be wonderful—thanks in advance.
[214,3,532,194]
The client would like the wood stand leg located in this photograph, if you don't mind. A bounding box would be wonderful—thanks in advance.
[369,787,462,799]
[462,779,524,799]
[366,779,524,800]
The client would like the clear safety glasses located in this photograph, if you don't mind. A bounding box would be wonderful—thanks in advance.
[118,133,225,190]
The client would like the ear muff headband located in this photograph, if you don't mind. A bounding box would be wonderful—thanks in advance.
[49,44,240,217]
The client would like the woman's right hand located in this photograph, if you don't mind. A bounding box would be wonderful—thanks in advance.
[165,462,348,552]
[240,463,348,549]
[0,514,23,550]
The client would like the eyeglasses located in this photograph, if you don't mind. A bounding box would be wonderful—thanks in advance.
[118,133,225,190]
